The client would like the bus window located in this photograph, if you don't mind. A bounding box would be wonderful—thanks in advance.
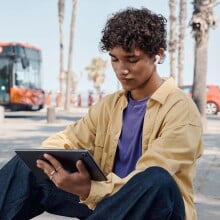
[13,58,41,89]
[25,59,41,89]
[13,59,25,87]
[0,57,10,103]
[15,46,25,57]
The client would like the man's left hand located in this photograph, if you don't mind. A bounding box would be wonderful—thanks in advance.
[36,153,91,199]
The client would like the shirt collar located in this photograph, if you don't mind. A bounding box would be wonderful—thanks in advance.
[151,77,176,104]
[117,77,176,106]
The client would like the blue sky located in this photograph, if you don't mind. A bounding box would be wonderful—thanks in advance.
[0,0,219,95]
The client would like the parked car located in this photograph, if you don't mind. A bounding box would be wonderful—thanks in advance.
[179,85,220,115]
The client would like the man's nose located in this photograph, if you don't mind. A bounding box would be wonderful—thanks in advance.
[116,62,129,75]
[121,69,129,75]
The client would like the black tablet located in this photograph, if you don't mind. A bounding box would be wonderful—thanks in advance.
[15,149,107,181]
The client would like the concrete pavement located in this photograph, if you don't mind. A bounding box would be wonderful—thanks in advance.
[0,108,220,219]
[194,115,220,219]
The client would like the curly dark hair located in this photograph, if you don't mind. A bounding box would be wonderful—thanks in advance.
[99,7,167,58]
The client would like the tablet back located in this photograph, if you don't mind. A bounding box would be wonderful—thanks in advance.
[15,149,107,181]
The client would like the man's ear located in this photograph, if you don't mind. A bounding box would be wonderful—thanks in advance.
[157,48,165,64]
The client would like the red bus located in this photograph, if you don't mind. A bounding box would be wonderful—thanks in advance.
[0,42,45,111]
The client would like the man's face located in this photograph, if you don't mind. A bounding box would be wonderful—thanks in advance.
[109,47,156,98]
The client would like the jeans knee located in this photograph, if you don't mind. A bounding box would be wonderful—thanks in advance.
[135,166,175,190]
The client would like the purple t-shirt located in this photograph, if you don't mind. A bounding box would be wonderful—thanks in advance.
[113,93,149,178]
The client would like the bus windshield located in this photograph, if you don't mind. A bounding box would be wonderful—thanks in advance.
[13,57,41,89]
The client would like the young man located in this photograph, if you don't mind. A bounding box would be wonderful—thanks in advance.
[0,7,203,220]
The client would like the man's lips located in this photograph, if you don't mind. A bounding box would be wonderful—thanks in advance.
[119,77,133,81]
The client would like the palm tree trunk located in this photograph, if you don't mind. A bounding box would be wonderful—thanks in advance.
[65,0,78,111]
[177,0,187,86]
[169,0,178,80]
[193,31,208,125]
[58,0,65,107]
[190,0,217,129]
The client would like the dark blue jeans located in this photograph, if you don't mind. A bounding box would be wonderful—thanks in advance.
[0,156,185,220]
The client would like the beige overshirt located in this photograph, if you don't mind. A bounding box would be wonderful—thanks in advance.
[42,78,203,220]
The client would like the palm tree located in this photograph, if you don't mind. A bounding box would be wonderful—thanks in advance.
[85,57,107,94]
[64,0,78,111]
[169,0,178,80]
[190,0,217,127]
[177,0,187,86]
[58,0,65,107]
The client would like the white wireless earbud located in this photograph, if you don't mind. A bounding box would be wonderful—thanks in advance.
[154,55,160,65]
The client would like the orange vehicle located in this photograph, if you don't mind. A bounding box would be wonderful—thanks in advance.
[0,42,45,111]
[180,85,220,115]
